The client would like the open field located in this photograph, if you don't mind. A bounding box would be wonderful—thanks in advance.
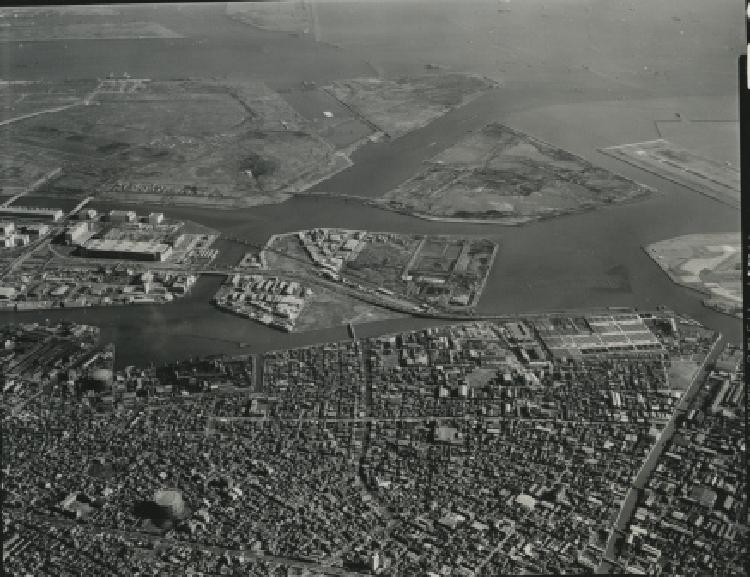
[667,359,700,391]
[293,286,405,333]
[380,123,652,222]
[279,87,375,151]
[0,144,62,198]
[601,139,740,208]
[1,79,347,208]
[646,234,741,318]
[323,74,496,138]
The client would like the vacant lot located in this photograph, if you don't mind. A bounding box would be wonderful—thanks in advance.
[381,123,652,222]
[294,287,405,332]
[601,139,740,208]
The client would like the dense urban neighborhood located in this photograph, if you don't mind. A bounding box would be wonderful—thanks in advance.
[2,310,745,575]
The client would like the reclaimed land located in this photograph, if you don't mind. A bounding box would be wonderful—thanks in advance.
[600,139,740,208]
[293,286,406,333]
[644,233,741,319]
[264,228,498,315]
[1,79,347,209]
[378,123,652,224]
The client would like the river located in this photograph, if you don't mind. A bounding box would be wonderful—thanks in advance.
[0,1,741,368]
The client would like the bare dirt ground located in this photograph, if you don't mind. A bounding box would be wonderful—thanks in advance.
[293,287,405,333]
[646,233,741,318]
[380,123,651,222]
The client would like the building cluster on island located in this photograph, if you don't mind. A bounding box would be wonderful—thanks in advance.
[2,311,744,576]
[295,228,368,280]
[213,274,313,332]
[267,228,497,315]
[65,209,218,265]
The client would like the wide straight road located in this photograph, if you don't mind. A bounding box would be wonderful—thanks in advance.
[597,333,724,573]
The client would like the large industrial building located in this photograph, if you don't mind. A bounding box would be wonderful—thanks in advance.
[534,313,663,358]
[80,238,173,261]
[0,206,63,222]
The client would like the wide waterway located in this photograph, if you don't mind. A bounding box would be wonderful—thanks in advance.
[0,2,740,368]
[0,184,740,370]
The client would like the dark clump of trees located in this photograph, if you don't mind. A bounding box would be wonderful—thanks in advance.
[240,153,278,177]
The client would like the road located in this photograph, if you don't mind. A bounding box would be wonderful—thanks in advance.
[596,332,724,573]
[0,103,82,127]
[1,168,63,207]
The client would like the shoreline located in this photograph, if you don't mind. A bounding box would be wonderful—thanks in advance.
[599,148,740,210]
[298,186,653,226]
[641,246,741,320]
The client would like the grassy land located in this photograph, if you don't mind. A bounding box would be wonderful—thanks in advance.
[380,123,652,222]
[1,79,347,208]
